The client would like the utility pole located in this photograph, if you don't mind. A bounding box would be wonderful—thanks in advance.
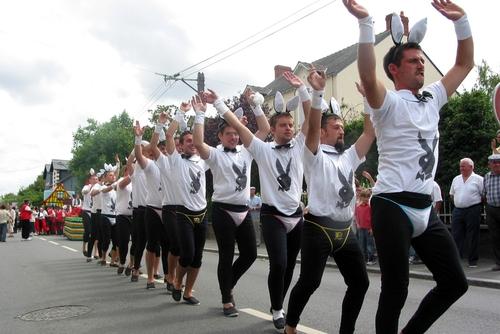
[155,72,205,94]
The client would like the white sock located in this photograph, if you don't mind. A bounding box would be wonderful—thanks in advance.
[272,309,285,320]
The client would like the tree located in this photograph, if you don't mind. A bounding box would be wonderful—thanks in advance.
[16,173,45,206]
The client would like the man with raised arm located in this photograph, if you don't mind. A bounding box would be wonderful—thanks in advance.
[344,0,474,333]
[285,73,375,334]
[193,90,270,317]
[203,72,310,331]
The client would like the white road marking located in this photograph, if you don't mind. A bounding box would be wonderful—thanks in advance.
[240,308,327,334]
[48,241,60,245]
[61,245,78,252]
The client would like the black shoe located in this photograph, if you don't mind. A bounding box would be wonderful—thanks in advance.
[223,305,239,317]
[83,250,88,257]
[93,256,99,260]
[86,258,92,263]
[172,288,182,302]
[183,296,200,305]
[100,260,107,266]
[166,282,174,293]
[273,317,285,331]
[124,267,132,276]
[154,274,163,280]
[146,282,155,289]
[117,266,125,275]
[131,272,139,282]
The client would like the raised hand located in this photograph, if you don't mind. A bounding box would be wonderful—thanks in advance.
[179,101,192,113]
[158,111,169,124]
[307,68,326,91]
[191,94,207,113]
[431,0,465,21]
[343,0,369,19]
[134,120,144,137]
[115,154,120,164]
[203,89,219,104]
[240,115,248,126]
[355,82,366,97]
[283,71,304,88]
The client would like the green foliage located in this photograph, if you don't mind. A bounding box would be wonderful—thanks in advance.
[8,173,45,206]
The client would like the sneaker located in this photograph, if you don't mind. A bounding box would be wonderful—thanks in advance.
[27,237,32,241]
[183,296,200,305]
[223,305,239,317]
[146,282,155,289]
[272,317,285,331]
[172,288,182,302]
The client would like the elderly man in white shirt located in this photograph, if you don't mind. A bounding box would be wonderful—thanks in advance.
[449,157,484,267]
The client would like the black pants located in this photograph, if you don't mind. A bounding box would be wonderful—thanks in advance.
[486,205,500,265]
[286,215,368,333]
[451,204,482,264]
[81,210,91,243]
[176,206,207,268]
[133,206,146,271]
[261,205,303,311]
[117,215,133,265]
[87,211,102,258]
[145,206,169,274]
[21,219,31,239]
[212,202,257,304]
[371,193,468,334]
[162,205,180,256]
[99,215,114,256]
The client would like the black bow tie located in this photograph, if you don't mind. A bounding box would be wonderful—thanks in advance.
[322,150,339,155]
[414,91,433,102]
[223,147,237,153]
[181,154,192,160]
[274,143,291,150]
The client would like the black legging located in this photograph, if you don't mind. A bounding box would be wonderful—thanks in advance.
[117,215,133,265]
[286,214,368,333]
[371,192,468,334]
[261,204,303,311]
[176,206,207,269]
[133,206,147,271]
[212,202,257,304]
[81,210,91,243]
[87,211,102,258]
[99,215,113,255]
[145,206,169,275]
[162,205,180,256]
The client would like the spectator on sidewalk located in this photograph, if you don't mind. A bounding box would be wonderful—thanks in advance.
[0,204,9,242]
[482,154,500,271]
[7,205,15,237]
[355,188,376,265]
[248,186,262,246]
[450,158,484,267]
[19,200,32,240]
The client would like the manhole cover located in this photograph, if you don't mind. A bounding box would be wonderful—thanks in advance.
[18,305,91,321]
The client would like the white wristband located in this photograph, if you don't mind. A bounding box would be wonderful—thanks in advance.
[213,98,230,116]
[134,136,142,145]
[297,85,311,102]
[175,112,184,123]
[154,123,164,134]
[454,15,471,40]
[251,104,264,117]
[194,112,205,125]
[311,90,324,110]
[358,16,375,44]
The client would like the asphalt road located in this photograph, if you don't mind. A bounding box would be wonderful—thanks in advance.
[1,234,500,334]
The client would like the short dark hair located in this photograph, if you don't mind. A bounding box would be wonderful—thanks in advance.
[321,113,342,129]
[270,113,293,128]
[179,130,192,144]
[383,42,422,82]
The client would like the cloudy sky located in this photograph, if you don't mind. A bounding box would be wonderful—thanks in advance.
[0,0,497,195]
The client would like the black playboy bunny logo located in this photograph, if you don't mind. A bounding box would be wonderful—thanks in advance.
[276,158,292,192]
[415,132,438,181]
[128,192,133,210]
[336,169,354,208]
[189,169,202,194]
[110,197,116,212]
[232,162,247,192]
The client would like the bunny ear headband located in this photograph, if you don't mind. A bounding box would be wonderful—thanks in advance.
[89,168,95,176]
[272,91,300,116]
[322,97,341,117]
[390,12,427,45]
[96,169,105,178]
[104,163,118,173]
[218,107,244,132]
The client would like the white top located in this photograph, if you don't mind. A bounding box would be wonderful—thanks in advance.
[304,143,364,221]
[130,162,147,208]
[431,181,443,205]
[205,145,253,205]
[247,132,305,215]
[142,158,163,208]
[371,81,447,195]
[168,151,209,211]
[81,184,92,211]
[91,183,103,212]
[101,188,116,216]
[449,172,484,208]
[116,180,133,216]
[156,153,180,206]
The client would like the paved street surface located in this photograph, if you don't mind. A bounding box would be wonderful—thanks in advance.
[2,234,500,334]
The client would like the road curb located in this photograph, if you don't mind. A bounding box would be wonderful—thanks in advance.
[204,247,500,290]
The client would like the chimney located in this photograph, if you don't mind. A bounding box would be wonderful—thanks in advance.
[274,65,292,79]
[385,11,410,36]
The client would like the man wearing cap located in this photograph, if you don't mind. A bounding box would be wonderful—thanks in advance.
[483,154,500,271]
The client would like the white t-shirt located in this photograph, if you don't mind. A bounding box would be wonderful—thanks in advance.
[101,188,116,216]
[156,153,180,206]
[247,132,305,215]
[81,184,92,211]
[116,180,133,216]
[205,145,253,205]
[142,159,163,208]
[371,81,447,195]
[449,173,484,208]
[91,183,103,212]
[130,162,148,208]
[168,151,209,211]
[304,143,364,221]
[431,181,443,206]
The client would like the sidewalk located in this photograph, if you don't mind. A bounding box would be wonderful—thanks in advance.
[203,239,500,289]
